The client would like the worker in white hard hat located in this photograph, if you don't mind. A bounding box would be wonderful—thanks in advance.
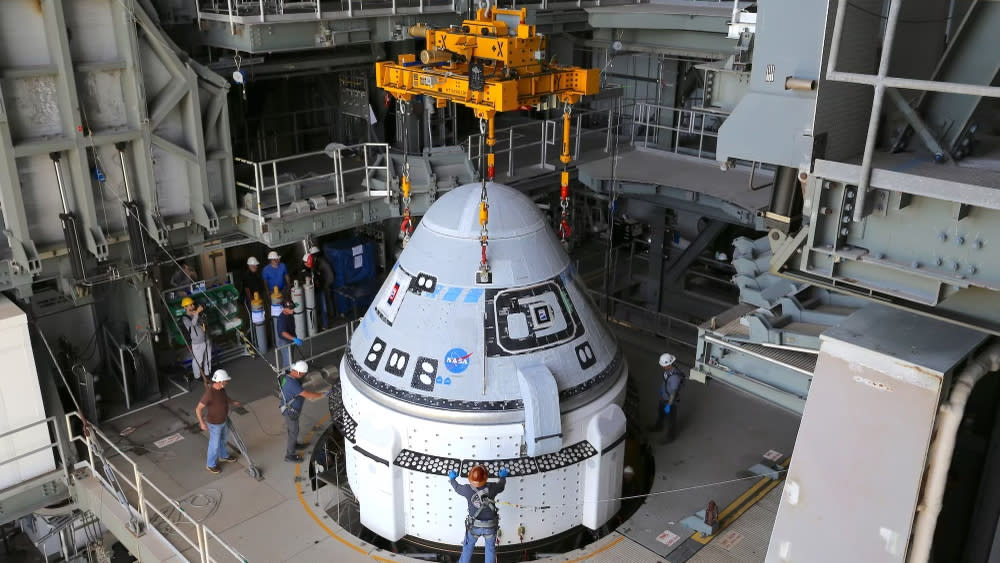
[278,360,329,462]
[262,250,290,293]
[196,369,242,474]
[652,353,686,444]
[239,256,266,305]
[301,246,335,330]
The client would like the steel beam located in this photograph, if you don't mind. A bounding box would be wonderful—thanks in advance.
[41,0,109,260]
[0,82,41,276]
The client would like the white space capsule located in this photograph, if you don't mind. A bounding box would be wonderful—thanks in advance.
[337,182,628,546]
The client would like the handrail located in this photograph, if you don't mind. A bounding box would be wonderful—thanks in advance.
[65,411,247,562]
[631,102,729,158]
[274,319,354,372]
[235,142,390,224]
[586,289,699,349]
[464,104,627,179]
[0,416,69,490]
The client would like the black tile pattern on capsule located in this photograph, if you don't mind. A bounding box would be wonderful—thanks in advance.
[534,441,598,472]
[384,348,410,377]
[330,405,358,443]
[459,457,539,478]
[410,356,438,391]
[345,347,625,411]
[392,441,598,477]
[364,338,387,370]
[483,275,585,357]
[575,341,597,369]
[393,450,460,475]
[408,272,437,295]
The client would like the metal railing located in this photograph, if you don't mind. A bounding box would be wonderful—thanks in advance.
[587,289,699,350]
[65,412,247,562]
[273,318,355,372]
[197,0,642,26]
[235,142,390,224]
[198,0,454,26]
[631,102,728,158]
[465,105,626,178]
[0,416,69,488]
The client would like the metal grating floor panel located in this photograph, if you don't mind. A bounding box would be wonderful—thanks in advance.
[547,532,667,562]
[701,303,756,336]
[687,487,781,563]
[740,343,818,373]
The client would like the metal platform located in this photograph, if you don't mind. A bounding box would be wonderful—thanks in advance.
[34,315,800,562]
[577,149,773,228]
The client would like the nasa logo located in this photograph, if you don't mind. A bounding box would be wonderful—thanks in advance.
[444,348,472,374]
[387,282,400,305]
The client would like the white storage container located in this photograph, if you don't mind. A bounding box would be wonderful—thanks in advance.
[0,294,55,490]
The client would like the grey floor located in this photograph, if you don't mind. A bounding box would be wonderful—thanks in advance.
[88,313,799,562]
[614,327,799,562]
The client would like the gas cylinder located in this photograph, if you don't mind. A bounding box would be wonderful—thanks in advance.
[251,291,268,355]
[270,285,283,346]
[292,280,306,339]
[304,275,316,337]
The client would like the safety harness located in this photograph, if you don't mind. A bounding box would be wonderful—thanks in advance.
[277,374,297,416]
[466,487,499,535]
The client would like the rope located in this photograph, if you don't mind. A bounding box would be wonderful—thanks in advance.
[494,469,789,511]
[602,97,623,318]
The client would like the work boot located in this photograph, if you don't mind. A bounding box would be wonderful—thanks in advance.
[219,455,238,463]
[205,465,221,474]
[295,442,309,449]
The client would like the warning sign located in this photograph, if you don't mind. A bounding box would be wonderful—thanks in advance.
[718,530,744,551]
[655,529,681,547]
[763,449,783,462]
[154,433,184,449]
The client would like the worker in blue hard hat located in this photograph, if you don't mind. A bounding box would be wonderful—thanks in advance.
[448,464,509,563]
[652,353,686,444]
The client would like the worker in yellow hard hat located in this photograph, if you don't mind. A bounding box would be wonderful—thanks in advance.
[181,296,211,381]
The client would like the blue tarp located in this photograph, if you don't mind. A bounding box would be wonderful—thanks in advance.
[323,238,377,315]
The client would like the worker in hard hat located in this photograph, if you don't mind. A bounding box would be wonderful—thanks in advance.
[306,245,335,329]
[652,353,686,444]
[181,296,211,381]
[239,256,266,306]
[448,464,509,563]
[196,370,242,474]
[261,250,290,293]
[276,299,301,368]
[278,360,328,462]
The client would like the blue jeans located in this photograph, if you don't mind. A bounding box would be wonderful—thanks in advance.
[277,337,292,369]
[316,290,330,330]
[459,527,496,563]
[206,421,230,468]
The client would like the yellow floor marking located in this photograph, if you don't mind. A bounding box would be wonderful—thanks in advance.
[692,458,791,545]
[293,414,397,562]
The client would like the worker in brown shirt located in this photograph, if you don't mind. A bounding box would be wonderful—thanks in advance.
[196,369,242,474]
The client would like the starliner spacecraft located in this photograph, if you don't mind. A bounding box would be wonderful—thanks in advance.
[336,182,628,547]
